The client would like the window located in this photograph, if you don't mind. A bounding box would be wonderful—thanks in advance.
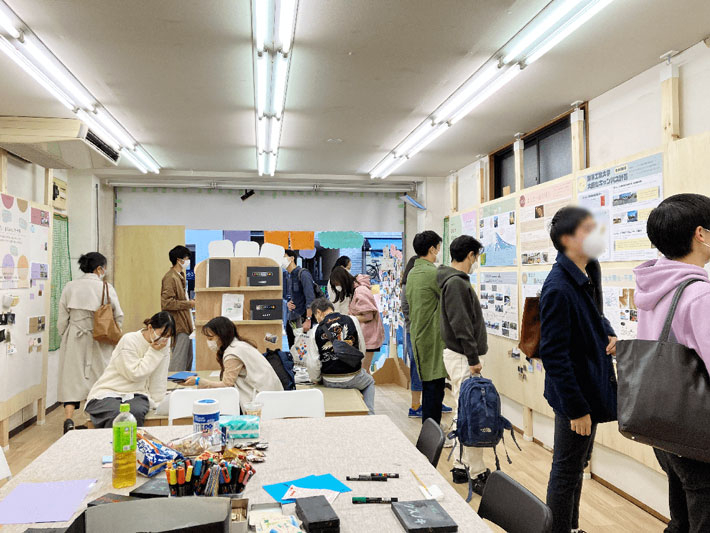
[493,148,515,199]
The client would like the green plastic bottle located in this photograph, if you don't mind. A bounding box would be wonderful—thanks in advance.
[112,403,137,489]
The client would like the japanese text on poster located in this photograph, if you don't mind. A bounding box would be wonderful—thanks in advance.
[479,197,517,267]
[480,271,518,340]
[521,270,551,301]
[601,271,637,340]
[519,181,573,265]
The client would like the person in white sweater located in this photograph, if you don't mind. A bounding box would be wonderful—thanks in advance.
[182,316,283,409]
[85,311,176,427]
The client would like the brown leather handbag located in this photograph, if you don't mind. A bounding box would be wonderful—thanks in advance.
[519,297,541,358]
[93,282,122,345]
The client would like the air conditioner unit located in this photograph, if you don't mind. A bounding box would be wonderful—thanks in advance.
[0,116,119,169]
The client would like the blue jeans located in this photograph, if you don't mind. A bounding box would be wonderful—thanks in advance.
[323,369,375,415]
[546,412,596,533]
[406,332,423,392]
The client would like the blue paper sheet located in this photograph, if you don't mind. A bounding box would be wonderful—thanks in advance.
[263,474,351,503]
[167,371,197,382]
[0,479,96,524]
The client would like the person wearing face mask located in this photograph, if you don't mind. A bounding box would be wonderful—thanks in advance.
[282,250,316,348]
[182,316,283,409]
[57,252,124,434]
[84,311,175,428]
[539,206,617,533]
[161,245,196,372]
[328,266,355,315]
[633,194,710,532]
[437,235,490,493]
[331,255,352,273]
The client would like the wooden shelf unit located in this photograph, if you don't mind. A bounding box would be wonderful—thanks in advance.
[194,257,283,370]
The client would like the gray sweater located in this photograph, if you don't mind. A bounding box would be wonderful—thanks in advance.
[436,265,488,366]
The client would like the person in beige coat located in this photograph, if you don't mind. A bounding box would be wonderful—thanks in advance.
[182,316,283,409]
[57,252,123,433]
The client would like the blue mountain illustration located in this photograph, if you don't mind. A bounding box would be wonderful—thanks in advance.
[494,233,514,250]
[483,233,516,266]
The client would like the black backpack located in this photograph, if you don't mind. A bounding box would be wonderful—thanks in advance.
[263,349,296,390]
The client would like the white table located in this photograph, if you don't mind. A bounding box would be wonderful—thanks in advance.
[0,416,491,532]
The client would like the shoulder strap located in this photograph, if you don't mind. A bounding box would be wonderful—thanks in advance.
[659,279,704,342]
[102,281,111,306]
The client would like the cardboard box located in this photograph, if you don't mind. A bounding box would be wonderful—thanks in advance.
[229,497,248,533]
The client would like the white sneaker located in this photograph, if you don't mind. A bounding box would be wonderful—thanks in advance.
[443,436,456,448]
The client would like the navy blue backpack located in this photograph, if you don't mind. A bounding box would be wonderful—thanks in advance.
[448,376,520,501]
[263,349,296,391]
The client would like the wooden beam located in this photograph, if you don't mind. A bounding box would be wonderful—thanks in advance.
[43,168,53,206]
[0,148,7,194]
[523,406,534,441]
[513,138,524,192]
[571,108,586,171]
[661,63,680,144]
[478,164,485,204]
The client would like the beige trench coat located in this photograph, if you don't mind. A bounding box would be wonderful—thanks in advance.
[57,273,124,403]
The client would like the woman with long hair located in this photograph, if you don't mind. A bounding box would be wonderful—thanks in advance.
[182,317,283,408]
[328,266,356,315]
[401,256,424,417]
[84,311,175,428]
[57,252,124,433]
[349,272,385,375]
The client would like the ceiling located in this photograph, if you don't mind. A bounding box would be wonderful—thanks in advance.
[1,0,709,179]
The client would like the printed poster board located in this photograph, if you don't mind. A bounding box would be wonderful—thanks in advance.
[480,271,518,340]
[601,270,638,340]
[479,197,517,267]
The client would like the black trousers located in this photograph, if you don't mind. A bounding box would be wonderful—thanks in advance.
[85,395,150,428]
[546,412,596,533]
[655,448,710,533]
[286,315,305,349]
[421,378,445,425]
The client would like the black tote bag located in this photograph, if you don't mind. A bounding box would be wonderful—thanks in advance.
[616,279,710,462]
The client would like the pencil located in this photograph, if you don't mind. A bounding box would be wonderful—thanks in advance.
[410,469,428,491]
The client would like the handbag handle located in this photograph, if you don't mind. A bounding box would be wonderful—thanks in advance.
[101,281,111,306]
[659,279,704,342]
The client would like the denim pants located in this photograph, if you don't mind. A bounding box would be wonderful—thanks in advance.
[323,369,375,414]
[421,378,445,425]
[406,331,423,392]
[654,448,710,533]
[546,412,596,533]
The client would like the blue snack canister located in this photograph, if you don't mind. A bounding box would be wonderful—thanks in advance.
[193,398,220,434]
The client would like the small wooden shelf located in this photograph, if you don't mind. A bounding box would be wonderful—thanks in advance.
[196,286,282,293]
[195,319,283,327]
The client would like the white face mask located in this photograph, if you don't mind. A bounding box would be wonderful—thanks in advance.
[333,285,342,292]
[149,329,162,344]
[281,257,291,270]
[182,259,190,270]
[468,259,478,274]
[582,227,607,259]
[207,339,219,352]
[97,268,105,280]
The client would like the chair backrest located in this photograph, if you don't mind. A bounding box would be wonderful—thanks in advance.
[478,470,552,533]
[208,240,235,258]
[234,240,261,258]
[416,418,445,467]
[259,242,285,264]
[254,389,325,421]
[0,446,10,481]
[168,388,240,425]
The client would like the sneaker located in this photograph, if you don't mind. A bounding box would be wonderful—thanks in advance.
[451,466,468,484]
[408,406,423,418]
[63,419,75,434]
[441,404,453,413]
[443,436,455,448]
[470,469,491,496]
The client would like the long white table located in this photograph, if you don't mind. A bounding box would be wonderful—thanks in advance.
[0,416,491,532]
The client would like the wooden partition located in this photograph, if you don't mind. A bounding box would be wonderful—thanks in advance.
[193,257,282,370]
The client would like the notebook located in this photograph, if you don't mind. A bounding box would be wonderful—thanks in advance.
[391,500,458,532]
[167,371,197,382]
[208,259,231,288]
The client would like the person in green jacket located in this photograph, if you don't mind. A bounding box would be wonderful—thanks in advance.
[406,230,449,425]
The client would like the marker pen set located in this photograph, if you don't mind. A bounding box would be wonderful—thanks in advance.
[346,473,399,481]
[165,458,255,497]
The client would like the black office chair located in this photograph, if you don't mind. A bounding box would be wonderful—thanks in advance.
[478,471,552,533]
[416,418,445,467]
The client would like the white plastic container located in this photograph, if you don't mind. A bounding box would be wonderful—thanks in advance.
[193,398,220,434]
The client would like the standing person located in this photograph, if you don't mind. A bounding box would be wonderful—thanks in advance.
[332,255,352,273]
[328,266,355,315]
[182,316,283,408]
[161,245,195,371]
[634,194,710,532]
[282,250,316,348]
[406,230,448,425]
[349,272,385,374]
[306,298,375,414]
[539,206,617,533]
[437,235,490,494]
[85,311,175,428]
[57,252,124,434]
[401,256,424,418]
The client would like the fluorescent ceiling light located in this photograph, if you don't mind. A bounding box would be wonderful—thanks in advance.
[0,7,19,38]
[433,63,500,123]
[376,156,408,180]
[277,0,297,54]
[257,151,266,176]
[526,0,616,65]
[394,122,436,157]
[0,36,74,110]
[76,109,120,151]
[406,123,449,159]
[119,148,148,174]
[450,65,521,124]
[264,152,276,176]
[271,54,288,118]
[370,153,398,178]
[254,0,268,52]
[502,0,582,64]
[256,53,268,116]
[133,145,160,174]
[256,118,267,152]
[94,108,135,149]
[268,117,281,153]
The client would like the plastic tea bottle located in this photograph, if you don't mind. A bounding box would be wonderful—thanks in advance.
[112,403,137,488]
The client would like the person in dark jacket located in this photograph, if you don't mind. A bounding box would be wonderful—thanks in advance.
[539,206,617,533]
[437,235,489,494]
[283,250,316,348]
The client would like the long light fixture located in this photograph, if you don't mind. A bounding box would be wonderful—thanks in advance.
[0,1,160,173]
[369,0,615,179]
[251,0,299,176]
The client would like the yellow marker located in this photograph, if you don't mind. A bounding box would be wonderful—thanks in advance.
[186,465,193,482]
[169,468,177,485]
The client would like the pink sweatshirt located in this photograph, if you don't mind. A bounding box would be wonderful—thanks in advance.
[634,256,710,372]
[349,274,385,350]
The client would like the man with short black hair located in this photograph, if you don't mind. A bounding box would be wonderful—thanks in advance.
[282,250,316,348]
[540,206,617,533]
[437,235,490,493]
[407,231,449,425]
[161,245,195,371]
[306,298,375,414]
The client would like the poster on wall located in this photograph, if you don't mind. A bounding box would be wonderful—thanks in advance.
[0,194,32,289]
[521,270,551,301]
[601,270,637,340]
[460,209,478,237]
[479,271,518,340]
[577,153,663,262]
[479,197,517,267]
[519,181,573,265]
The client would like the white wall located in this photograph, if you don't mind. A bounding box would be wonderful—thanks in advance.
[456,160,480,213]
[677,42,710,139]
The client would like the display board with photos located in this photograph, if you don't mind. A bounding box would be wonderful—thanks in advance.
[479,271,518,340]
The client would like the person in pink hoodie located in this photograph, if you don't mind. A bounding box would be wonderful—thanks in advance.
[348,273,385,374]
[634,193,710,532]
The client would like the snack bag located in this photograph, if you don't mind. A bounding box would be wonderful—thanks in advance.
[136,429,183,477]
